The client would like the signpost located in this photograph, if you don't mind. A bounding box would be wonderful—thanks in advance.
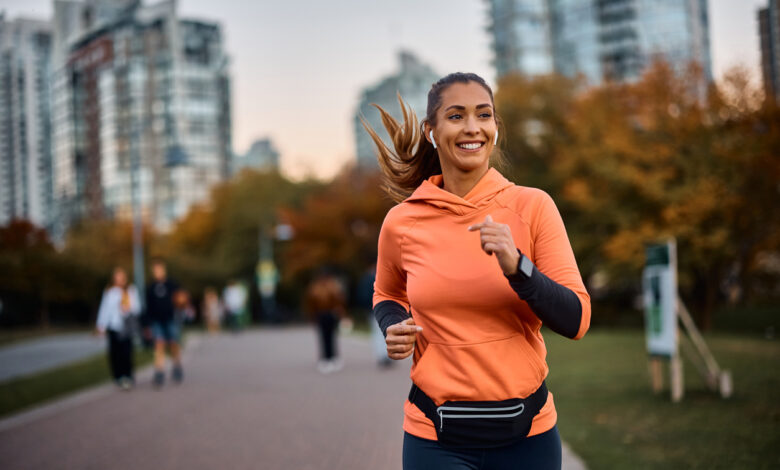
[643,241,678,357]
[643,240,682,401]
[643,239,732,402]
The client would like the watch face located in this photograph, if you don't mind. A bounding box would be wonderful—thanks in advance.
[520,255,534,278]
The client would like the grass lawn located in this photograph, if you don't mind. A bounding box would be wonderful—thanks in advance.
[0,347,153,419]
[0,327,89,347]
[545,328,779,469]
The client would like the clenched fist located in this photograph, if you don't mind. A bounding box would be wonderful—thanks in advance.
[385,317,423,360]
[468,214,520,276]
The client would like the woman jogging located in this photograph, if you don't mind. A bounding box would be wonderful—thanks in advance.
[96,267,141,390]
[366,73,591,469]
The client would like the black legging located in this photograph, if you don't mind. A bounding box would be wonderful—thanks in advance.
[107,330,134,380]
[316,311,339,360]
[402,426,562,470]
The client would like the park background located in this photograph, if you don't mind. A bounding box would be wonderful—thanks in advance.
[0,0,778,469]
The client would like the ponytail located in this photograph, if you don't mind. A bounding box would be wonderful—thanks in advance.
[360,95,440,203]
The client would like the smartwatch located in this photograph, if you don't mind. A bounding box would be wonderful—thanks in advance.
[517,252,534,280]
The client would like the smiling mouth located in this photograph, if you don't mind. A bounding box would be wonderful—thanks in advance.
[457,142,484,150]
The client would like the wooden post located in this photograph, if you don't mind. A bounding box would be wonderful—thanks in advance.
[649,357,664,394]
[720,371,733,398]
[670,354,684,403]
[677,296,732,398]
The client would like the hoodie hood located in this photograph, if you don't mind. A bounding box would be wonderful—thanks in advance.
[404,168,515,216]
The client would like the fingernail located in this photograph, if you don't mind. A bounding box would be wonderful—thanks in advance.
[416,327,423,332]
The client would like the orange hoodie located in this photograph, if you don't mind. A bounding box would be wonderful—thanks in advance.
[373,168,591,441]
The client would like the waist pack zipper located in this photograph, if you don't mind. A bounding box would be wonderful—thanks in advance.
[436,403,526,432]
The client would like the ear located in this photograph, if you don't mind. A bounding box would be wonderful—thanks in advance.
[423,122,433,145]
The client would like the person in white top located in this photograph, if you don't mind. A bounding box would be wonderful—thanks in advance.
[96,267,141,390]
[223,281,248,332]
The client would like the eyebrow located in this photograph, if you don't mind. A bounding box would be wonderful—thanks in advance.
[444,103,493,112]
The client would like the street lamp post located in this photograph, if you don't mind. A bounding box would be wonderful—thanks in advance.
[130,109,145,308]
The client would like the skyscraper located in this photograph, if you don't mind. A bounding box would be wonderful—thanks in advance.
[354,51,438,169]
[487,0,712,84]
[50,0,231,235]
[0,15,53,229]
[759,0,780,102]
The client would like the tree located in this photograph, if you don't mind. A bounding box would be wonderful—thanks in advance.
[495,62,780,328]
[279,166,391,286]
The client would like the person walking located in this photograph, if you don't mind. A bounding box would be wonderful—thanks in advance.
[202,287,224,334]
[96,267,140,390]
[146,259,183,388]
[365,73,591,469]
[223,280,248,333]
[304,271,348,374]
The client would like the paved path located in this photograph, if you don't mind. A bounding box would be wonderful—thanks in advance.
[0,328,586,469]
[0,332,104,382]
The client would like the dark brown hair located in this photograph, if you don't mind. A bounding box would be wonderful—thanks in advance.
[361,72,503,203]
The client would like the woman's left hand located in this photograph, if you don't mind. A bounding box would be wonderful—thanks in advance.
[468,215,520,276]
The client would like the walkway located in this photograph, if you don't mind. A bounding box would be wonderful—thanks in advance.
[0,328,586,469]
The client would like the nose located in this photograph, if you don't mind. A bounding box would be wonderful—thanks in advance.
[464,115,479,134]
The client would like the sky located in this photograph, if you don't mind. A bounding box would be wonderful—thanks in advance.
[0,0,768,180]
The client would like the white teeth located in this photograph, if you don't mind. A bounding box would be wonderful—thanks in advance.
[458,143,482,150]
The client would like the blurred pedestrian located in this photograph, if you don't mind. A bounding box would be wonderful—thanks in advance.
[95,267,140,390]
[223,280,248,333]
[202,287,223,334]
[365,73,590,468]
[146,259,184,388]
[304,271,348,374]
[173,289,195,327]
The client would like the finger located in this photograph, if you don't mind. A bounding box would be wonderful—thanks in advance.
[481,240,512,256]
[386,334,417,346]
[388,331,419,343]
[389,350,413,360]
[387,344,414,354]
[393,319,422,333]
[477,224,510,237]
[483,242,502,254]
[468,216,499,232]
[387,349,413,360]
[479,234,507,245]
[388,324,422,337]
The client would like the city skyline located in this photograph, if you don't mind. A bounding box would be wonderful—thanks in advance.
[0,0,768,180]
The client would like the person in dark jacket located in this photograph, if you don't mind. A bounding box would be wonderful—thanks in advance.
[146,259,183,388]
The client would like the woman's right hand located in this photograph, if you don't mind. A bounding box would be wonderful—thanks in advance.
[385,317,422,360]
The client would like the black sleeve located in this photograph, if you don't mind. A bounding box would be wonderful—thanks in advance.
[505,252,583,339]
[373,300,411,337]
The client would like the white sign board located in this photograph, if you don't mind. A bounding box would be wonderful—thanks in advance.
[642,240,678,357]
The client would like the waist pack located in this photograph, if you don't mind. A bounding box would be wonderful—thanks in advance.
[408,381,548,449]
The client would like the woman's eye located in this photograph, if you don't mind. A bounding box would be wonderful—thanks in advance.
[448,114,462,120]
[480,113,493,118]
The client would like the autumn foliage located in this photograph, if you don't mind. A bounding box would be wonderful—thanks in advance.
[496,61,780,327]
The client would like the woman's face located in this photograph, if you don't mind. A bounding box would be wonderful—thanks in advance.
[113,269,127,287]
[427,81,498,176]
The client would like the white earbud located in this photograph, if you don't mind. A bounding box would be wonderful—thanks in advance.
[494,130,499,146]
[429,130,437,149]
